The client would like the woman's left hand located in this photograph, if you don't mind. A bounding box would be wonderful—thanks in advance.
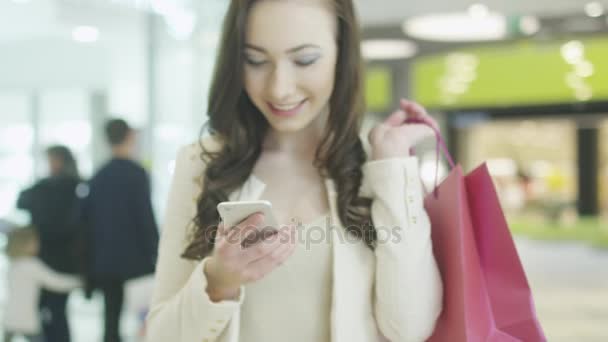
[368,99,439,161]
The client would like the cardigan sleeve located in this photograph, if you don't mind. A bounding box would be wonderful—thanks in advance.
[146,143,245,342]
[363,157,443,342]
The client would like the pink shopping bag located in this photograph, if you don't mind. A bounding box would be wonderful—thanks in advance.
[405,118,546,341]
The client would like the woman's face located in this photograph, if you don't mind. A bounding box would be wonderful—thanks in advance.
[47,154,63,176]
[243,0,338,133]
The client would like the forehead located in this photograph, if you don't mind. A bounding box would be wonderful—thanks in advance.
[245,0,337,51]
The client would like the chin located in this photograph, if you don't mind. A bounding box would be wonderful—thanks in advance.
[267,119,308,132]
[270,112,324,132]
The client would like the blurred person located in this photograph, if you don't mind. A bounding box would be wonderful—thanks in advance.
[3,227,81,342]
[17,145,83,342]
[82,119,159,342]
[146,0,442,341]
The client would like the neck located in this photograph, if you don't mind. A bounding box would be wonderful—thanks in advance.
[112,145,131,159]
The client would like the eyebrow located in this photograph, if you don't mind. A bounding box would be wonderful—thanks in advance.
[244,43,321,54]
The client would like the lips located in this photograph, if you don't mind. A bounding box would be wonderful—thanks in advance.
[271,102,302,111]
[268,99,307,117]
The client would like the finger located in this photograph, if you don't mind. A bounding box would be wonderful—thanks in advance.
[225,224,260,249]
[241,212,265,227]
[244,240,297,281]
[217,221,229,237]
[400,99,427,118]
[399,98,411,107]
[214,228,258,264]
[267,240,296,267]
[399,98,421,111]
[241,225,294,263]
[270,224,297,247]
[241,227,277,249]
[398,122,435,141]
[226,212,265,241]
[383,109,406,127]
[399,99,416,114]
[400,99,439,130]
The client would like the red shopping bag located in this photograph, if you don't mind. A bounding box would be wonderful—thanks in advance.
[405,118,546,342]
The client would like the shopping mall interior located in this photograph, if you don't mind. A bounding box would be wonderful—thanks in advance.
[1,0,607,341]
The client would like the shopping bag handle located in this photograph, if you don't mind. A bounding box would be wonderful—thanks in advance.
[403,117,456,197]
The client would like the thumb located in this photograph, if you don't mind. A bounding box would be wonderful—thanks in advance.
[217,221,229,237]
[383,109,406,127]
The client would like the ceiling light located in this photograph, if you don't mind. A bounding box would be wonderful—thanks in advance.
[519,15,541,35]
[560,41,584,64]
[585,2,604,17]
[72,26,99,43]
[361,39,418,60]
[403,13,507,42]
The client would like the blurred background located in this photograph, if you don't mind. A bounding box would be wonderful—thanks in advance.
[0,0,607,341]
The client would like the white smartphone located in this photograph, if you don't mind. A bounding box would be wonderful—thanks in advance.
[217,200,279,230]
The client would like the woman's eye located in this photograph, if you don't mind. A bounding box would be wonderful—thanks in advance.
[245,58,267,67]
[295,57,319,67]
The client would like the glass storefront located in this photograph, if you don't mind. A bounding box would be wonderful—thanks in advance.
[457,118,579,220]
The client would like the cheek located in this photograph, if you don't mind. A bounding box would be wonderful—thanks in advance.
[305,66,335,101]
[244,70,265,100]
[318,57,337,89]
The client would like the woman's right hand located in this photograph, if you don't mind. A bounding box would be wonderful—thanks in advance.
[203,213,297,302]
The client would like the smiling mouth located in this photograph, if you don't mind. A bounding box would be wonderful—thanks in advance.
[267,99,308,117]
[269,100,307,111]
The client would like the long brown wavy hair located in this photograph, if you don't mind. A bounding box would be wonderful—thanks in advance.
[182,0,376,260]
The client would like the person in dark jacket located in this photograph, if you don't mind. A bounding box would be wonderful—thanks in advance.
[82,119,159,342]
[17,145,83,342]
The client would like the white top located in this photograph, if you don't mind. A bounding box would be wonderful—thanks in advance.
[146,139,443,342]
[239,213,332,342]
[3,257,81,334]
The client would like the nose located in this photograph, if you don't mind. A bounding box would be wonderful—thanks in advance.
[267,62,296,102]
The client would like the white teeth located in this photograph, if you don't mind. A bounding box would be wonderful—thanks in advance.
[272,101,304,111]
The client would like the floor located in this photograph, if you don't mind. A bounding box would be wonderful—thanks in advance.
[0,238,606,341]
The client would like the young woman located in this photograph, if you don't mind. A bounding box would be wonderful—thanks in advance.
[17,145,82,342]
[147,1,443,341]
